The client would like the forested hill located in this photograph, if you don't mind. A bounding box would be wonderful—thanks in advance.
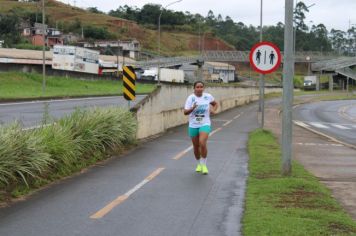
[108,2,355,55]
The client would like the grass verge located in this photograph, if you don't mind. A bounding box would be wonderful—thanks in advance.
[0,72,155,100]
[243,129,356,235]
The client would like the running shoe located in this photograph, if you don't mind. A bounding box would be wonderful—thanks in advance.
[195,164,202,172]
[202,165,209,175]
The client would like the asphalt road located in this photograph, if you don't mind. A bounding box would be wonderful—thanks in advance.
[0,96,146,128]
[0,102,259,236]
[293,100,356,146]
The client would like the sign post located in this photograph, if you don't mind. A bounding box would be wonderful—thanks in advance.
[249,41,282,128]
[123,66,136,109]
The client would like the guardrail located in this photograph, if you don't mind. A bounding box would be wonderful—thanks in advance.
[135,50,344,68]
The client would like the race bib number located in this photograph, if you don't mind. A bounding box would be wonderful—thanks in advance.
[194,115,204,123]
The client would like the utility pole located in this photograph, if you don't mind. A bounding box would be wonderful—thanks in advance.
[42,0,46,95]
[282,0,295,176]
[117,40,120,77]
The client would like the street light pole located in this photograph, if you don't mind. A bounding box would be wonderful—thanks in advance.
[158,0,182,84]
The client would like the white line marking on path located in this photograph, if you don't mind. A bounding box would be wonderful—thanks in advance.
[310,122,329,129]
[296,143,344,147]
[223,120,233,127]
[331,124,351,130]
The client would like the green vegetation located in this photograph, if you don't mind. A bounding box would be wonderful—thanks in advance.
[0,72,155,100]
[0,107,137,201]
[13,43,50,51]
[243,129,356,235]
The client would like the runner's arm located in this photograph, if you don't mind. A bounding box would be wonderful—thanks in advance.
[184,102,197,115]
[210,101,218,114]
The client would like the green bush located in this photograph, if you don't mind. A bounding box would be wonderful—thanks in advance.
[293,76,304,88]
[0,107,137,195]
[14,43,50,51]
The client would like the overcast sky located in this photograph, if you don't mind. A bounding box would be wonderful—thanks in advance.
[60,0,356,31]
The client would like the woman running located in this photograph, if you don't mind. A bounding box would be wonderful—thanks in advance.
[184,81,218,175]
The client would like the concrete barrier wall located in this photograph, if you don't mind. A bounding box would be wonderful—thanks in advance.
[132,84,281,139]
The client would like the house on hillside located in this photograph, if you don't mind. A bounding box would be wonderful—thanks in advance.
[22,23,63,48]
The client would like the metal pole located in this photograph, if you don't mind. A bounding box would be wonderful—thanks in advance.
[158,11,162,85]
[282,0,295,176]
[117,40,119,77]
[258,0,263,113]
[42,0,46,95]
[347,77,349,96]
[293,1,298,56]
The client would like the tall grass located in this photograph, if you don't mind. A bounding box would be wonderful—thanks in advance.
[0,107,137,197]
[0,123,53,187]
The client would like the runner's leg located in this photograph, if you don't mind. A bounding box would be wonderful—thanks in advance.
[199,132,209,159]
[191,136,200,160]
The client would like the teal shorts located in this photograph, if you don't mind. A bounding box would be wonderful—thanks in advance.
[188,125,212,137]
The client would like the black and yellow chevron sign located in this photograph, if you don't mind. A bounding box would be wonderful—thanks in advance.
[123,66,136,101]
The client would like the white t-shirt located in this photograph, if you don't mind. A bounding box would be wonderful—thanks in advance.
[184,93,215,128]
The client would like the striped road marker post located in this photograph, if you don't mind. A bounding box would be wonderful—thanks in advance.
[123,66,136,108]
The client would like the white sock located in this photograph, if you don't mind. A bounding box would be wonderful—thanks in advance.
[197,159,201,165]
[200,158,207,165]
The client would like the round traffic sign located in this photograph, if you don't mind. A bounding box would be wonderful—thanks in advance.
[249,41,281,74]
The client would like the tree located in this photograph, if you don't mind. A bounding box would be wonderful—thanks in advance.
[87,7,104,14]
[206,10,215,27]
[109,5,139,21]
[294,1,309,32]
[310,24,332,52]
[138,4,161,25]
[83,25,114,40]
[347,26,356,55]
[0,13,21,47]
[330,29,346,54]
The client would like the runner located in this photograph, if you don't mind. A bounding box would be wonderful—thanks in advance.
[184,81,218,175]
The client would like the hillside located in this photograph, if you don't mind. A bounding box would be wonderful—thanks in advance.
[0,0,234,56]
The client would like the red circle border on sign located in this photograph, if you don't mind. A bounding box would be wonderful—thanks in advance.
[249,41,282,74]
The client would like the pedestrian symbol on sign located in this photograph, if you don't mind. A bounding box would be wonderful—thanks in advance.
[256,50,262,64]
[269,51,275,65]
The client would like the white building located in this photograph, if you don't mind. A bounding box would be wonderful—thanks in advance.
[181,61,236,83]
